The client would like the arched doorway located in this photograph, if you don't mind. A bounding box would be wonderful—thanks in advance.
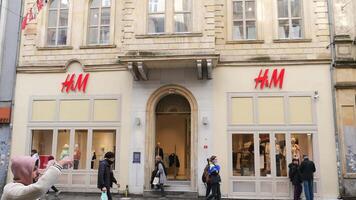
[155,94,191,180]
[145,85,198,191]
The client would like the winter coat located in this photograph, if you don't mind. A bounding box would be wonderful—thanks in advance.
[288,163,302,185]
[1,156,62,200]
[155,161,167,184]
[299,158,316,181]
[97,160,117,189]
[208,163,221,184]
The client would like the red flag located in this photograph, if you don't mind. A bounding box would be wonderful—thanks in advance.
[21,13,28,30]
[37,0,44,11]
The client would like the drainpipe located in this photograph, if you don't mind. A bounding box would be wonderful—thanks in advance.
[326,0,344,198]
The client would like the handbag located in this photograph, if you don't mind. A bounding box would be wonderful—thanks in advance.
[101,191,108,200]
[152,177,160,185]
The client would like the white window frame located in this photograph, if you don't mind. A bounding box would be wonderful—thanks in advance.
[147,0,166,34]
[46,0,69,46]
[276,0,304,39]
[87,0,111,45]
[173,0,192,33]
[232,0,257,40]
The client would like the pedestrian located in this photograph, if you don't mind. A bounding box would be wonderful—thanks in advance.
[1,156,72,200]
[202,158,211,198]
[154,156,167,197]
[97,152,119,200]
[288,158,302,200]
[207,155,221,200]
[299,155,316,200]
[44,156,61,197]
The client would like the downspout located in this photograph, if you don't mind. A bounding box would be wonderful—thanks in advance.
[326,0,344,198]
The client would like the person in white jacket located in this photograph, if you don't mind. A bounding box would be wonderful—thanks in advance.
[1,156,72,200]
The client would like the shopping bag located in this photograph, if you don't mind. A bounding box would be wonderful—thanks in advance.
[101,191,108,200]
[152,177,160,185]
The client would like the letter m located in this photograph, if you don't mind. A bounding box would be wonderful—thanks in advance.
[75,74,90,93]
[269,69,285,89]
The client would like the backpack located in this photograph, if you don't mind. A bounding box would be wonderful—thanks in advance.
[201,164,210,183]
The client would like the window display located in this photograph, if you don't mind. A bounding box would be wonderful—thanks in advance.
[259,134,271,176]
[232,134,255,176]
[74,130,88,170]
[275,133,287,176]
[92,130,116,169]
[57,129,70,168]
[31,130,53,169]
[291,133,313,162]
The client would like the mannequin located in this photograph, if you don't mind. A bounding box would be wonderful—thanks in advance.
[74,144,81,169]
[91,151,97,169]
[60,144,70,169]
[291,137,302,162]
[155,142,164,160]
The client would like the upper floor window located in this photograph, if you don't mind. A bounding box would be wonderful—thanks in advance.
[88,0,111,44]
[277,0,302,39]
[174,0,191,32]
[148,0,192,34]
[47,0,69,46]
[232,0,256,40]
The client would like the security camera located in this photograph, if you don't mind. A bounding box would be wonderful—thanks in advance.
[313,91,319,100]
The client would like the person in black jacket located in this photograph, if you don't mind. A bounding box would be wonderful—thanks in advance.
[288,158,302,200]
[97,152,119,200]
[299,155,316,200]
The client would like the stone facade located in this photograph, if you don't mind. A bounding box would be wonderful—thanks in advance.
[332,0,356,198]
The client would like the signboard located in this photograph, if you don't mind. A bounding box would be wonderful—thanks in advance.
[133,152,141,164]
[254,68,285,89]
[61,73,90,93]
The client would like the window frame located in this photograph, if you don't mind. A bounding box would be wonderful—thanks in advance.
[276,0,304,39]
[232,0,257,40]
[46,0,70,46]
[147,0,167,34]
[87,0,112,45]
[173,0,192,33]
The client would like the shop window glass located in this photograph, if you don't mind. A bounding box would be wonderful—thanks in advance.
[32,100,56,121]
[31,130,53,169]
[231,97,254,124]
[93,99,119,121]
[88,0,111,44]
[259,134,271,176]
[148,0,165,33]
[232,134,255,176]
[258,97,284,124]
[291,133,313,162]
[57,129,70,168]
[289,96,313,124]
[59,100,90,121]
[74,130,88,170]
[91,130,116,170]
[341,105,356,173]
[275,133,287,176]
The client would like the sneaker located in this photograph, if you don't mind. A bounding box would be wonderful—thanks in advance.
[55,191,61,196]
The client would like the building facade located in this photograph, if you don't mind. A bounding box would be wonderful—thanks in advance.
[0,0,22,195]
[9,0,340,199]
[331,0,356,198]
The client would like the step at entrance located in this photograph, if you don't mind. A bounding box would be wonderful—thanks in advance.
[144,181,197,199]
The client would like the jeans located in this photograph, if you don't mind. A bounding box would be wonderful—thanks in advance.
[207,183,221,200]
[293,184,302,200]
[205,183,212,197]
[303,180,313,200]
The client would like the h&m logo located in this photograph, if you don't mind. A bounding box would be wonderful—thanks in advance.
[254,68,285,90]
[61,73,90,93]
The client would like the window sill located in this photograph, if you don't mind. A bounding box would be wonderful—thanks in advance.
[273,39,312,43]
[135,32,203,39]
[79,44,117,49]
[37,46,73,51]
[226,40,264,44]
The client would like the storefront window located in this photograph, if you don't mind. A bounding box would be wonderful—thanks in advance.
[31,130,53,169]
[291,133,313,162]
[275,133,287,176]
[259,134,271,176]
[57,129,70,168]
[74,130,88,170]
[232,134,255,176]
[91,130,116,169]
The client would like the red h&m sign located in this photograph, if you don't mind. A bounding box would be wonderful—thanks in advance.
[61,73,90,93]
[254,68,285,89]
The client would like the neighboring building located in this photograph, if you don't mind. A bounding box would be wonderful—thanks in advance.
[10,0,339,199]
[332,0,356,198]
[0,0,22,195]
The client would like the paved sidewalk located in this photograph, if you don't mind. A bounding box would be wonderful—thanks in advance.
[42,193,203,200]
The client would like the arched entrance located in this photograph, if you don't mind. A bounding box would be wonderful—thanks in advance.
[145,85,198,191]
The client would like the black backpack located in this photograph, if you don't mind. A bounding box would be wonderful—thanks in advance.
[202,164,210,183]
